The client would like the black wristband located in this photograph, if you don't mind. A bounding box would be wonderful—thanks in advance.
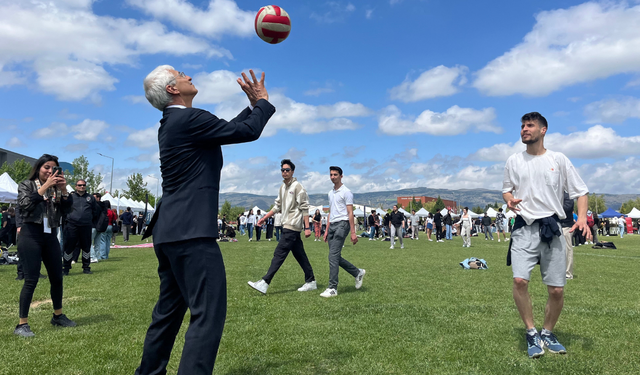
[304,227,309,230]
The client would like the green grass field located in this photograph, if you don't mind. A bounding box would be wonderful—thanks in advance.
[1,232,639,374]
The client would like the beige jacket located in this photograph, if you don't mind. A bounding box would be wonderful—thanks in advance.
[270,178,309,232]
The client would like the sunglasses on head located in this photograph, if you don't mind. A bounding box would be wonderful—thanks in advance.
[281,168,291,172]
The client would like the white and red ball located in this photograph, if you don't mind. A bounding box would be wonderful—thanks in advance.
[255,5,291,44]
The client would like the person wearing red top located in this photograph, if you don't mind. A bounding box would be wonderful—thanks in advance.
[101,201,117,259]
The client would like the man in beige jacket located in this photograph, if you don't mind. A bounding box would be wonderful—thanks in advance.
[248,159,317,294]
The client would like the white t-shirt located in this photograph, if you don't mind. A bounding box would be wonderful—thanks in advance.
[328,184,353,223]
[503,149,588,225]
[240,215,247,225]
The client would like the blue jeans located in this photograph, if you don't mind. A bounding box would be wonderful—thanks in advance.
[275,226,282,241]
[102,225,113,259]
[240,224,245,236]
[247,224,254,239]
[446,224,452,240]
[369,226,375,239]
[619,225,624,238]
[90,228,100,260]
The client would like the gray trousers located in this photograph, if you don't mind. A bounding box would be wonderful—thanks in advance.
[327,220,359,289]
[390,224,403,247]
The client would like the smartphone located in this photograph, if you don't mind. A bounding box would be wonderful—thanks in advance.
[52,166,63,176]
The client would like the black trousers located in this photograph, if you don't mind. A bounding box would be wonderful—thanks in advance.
[255,225,262,241]
[63,223,92,271]
[262,229,315,284]
[136,238,226,375]
[266,224,274,239]
[18,223,63,318]
[435,225,443,240]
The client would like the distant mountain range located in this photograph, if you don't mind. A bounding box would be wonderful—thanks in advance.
[220,188,637,212]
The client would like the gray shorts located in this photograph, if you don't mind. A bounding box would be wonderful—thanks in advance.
[511,222,566,287]
[496,222,504,232]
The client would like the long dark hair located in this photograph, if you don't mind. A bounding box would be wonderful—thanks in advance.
[28,154,60,181]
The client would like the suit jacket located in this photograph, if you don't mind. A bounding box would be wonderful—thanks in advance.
[144,99,276,244]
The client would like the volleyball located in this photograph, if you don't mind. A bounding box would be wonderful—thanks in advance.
[255,5,291,44]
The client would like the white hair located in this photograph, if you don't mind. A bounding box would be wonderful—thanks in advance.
[143,65,176,110]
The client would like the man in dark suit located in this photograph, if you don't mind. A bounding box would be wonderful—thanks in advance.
[135,65,275,375]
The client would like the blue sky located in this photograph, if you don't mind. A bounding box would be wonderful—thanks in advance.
[1,0,640,197]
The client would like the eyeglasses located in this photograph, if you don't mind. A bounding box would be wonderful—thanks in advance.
[177,72,186,78]
[281,168,292,172]
[77,184,86,187]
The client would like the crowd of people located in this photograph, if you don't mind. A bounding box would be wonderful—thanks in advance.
[3,63,638,375]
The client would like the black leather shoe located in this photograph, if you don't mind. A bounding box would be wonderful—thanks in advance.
[15,274,24,281]
[83,269,93,274]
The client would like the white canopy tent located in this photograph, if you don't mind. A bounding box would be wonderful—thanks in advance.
[505,210,517,219]
[466,210,480,219]
[244,205,266,216]
[398,208,410,216]
[353,208,365,217]
[0,172,18,203]
[627,207,640,219]
[486,207,498,218]
[416,208,430,217]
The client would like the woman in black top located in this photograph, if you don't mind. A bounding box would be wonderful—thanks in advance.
[313,209,322,241]
[14,154,76,337]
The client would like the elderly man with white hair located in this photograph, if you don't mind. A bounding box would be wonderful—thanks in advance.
[134,65,275,375]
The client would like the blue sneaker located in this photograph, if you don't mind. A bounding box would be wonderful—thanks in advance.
[541,332,566,354]
[526,332,545,358]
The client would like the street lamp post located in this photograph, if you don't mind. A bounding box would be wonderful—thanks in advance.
[97,153,114,194]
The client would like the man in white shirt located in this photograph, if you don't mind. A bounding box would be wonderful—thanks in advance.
[503,112,590,359]
[239,214,246,236]
[320,166,365,298]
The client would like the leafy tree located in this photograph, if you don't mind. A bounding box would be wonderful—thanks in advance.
[219,200,246,223]
[123,173,150,201]
[65,155,104,194]
[112,189,120,198]
[422,201,436,214]
[472,206,485,215]
[620,197,640,214]
[407,197,423,211]
[588,193,607,214]
[433,196,445,213]
[0,158,32,183]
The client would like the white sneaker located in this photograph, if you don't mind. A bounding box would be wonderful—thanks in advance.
[320,288,338,298]
[297,281,317,292]
[249,238,252,242]
[400,245,404,249]
[498,239,501,242]
[390,245,394,249]
[369,238,373,241]
[485,238,488,240]
[355,269,366,289]
[247,279,268,294]
[90,258,99,263]
[429,239,433,242]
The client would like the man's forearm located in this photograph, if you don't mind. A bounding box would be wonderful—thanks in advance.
[503,192,514,204]
[303,215,309,229]
[576,194,589,220]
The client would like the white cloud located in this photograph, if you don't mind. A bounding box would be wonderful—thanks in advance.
[127,0,255,39]
[304,87,335,96]
[365,9,374,19]
[471,125,640,162]
[6,137,25,148]
[584,96,640,124]
[311,2,357,23]
[0,1,224,101]
[193,69,372,136]
[71,119,109,141]
[473,2,640,96]
[31,119,109,141]
[127,123,160,148]
[577,157,640,193]
[124,95,148,104]
[378,105,501,136]
[390,65,468,102]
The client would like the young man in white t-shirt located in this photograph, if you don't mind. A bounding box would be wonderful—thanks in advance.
[320,166,365,298]
[503,112,590,359]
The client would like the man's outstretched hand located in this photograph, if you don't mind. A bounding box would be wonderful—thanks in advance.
[237,70,269,107]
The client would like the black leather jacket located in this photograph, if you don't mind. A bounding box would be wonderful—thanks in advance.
[17,180,73,226]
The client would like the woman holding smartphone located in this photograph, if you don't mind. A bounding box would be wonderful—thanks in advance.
[14,154,76,337]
